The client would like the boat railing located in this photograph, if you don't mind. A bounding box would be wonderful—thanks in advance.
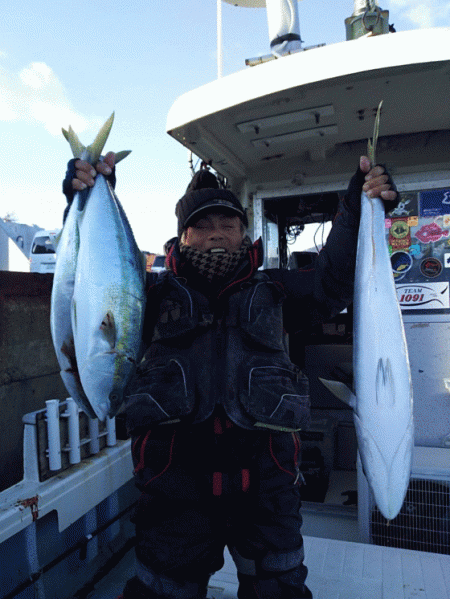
[21,398,122,482]
[0,399,133,545]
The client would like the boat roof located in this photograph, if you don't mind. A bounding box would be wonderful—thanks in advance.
[167,28,450,183]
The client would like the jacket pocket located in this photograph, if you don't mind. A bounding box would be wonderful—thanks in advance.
[239,357,311,432]
[126,356,195,431]
[239,281,286,351]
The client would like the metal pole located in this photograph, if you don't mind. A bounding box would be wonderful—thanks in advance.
[46,399,62,471]
[67,397,81,464]
[217,0,223,78]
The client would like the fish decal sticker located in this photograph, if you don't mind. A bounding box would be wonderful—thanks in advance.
[415,222,449,244]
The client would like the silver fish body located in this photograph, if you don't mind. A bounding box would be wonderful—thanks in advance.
[71,174,146,421]
[50,186,97,419]
[51,113,136,419]
[353,191,414,520]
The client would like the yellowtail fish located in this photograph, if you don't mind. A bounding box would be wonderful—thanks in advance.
[51,114,145,420]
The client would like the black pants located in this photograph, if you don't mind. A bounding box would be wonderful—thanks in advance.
[123,410,312,599]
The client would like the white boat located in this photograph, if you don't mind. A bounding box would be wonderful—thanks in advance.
[1,2,449,597]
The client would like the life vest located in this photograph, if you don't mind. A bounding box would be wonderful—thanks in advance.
[125,271,310,433]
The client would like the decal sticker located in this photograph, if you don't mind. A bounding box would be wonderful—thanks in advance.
[409,243,422,258]
[389,218,411,251]
[415,222,449,244]
[386,192,419,218]
[444,253,450,268]
[420,189,450,217]
[391,251,412,275]
[396,282,449,310]
[420,257,443,278]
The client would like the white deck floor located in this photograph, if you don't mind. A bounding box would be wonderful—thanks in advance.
[88,536,450,599]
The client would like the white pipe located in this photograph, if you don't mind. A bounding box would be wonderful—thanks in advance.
[106,417,117,447]
[89,418,100,454]
[266,0,302,57]
[46,399,62,471]
[353,0,377,15]
[67,397,81,464]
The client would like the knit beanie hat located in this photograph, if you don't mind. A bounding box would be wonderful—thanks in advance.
[175,169,248,239]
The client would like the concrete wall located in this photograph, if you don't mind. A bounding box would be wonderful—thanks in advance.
[0,272,68,491]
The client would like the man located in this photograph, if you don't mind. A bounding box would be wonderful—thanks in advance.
[64,155,397,599]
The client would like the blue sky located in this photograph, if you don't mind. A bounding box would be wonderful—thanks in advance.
[1,0,448,253]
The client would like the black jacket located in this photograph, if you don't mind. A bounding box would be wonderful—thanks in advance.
[125,196,360,435]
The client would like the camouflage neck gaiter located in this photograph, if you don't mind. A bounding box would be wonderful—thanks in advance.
[179,236,252,282]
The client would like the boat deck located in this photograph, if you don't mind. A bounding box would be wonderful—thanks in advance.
[88,536,450,599]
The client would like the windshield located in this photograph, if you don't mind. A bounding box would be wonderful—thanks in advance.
[31,236,55,254]
[153,256,165,267]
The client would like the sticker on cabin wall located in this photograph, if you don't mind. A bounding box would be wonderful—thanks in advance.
[420,189,450,217]
[391,251,412,275]
[415,222,449,244]
[420,257,443,278]
[389,218,411,250]
[387,192,418,218]
[396,282,449,310]
[444,253,450,268]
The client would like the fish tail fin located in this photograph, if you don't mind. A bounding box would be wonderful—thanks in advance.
[114,150,132,164]
[87,112,115,164]
[63,125,86,159]
[62,112,115,164]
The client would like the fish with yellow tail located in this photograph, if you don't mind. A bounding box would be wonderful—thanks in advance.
[51,113,146,421]
[321,102,413,521]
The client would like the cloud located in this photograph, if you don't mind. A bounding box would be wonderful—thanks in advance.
[387,0,450,28]
[0,59,92,135]
[407,4,433,28]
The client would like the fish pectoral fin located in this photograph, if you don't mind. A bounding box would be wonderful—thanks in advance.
[100,311,116,349]
[319,378,356,409]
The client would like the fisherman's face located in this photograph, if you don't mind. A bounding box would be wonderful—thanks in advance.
[184,212,245,253]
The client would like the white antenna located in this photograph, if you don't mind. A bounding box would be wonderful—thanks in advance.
[217,0,223,78]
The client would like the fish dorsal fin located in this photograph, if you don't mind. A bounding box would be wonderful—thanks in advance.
[319,378,357,409]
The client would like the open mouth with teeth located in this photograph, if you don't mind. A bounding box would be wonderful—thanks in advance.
[209,248,227,254]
